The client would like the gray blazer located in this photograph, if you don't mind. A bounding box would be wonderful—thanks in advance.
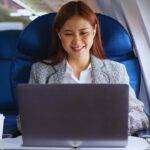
[18,55,149,134]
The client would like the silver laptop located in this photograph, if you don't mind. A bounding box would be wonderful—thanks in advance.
[17,84,129,148]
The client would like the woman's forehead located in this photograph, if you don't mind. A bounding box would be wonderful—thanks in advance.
[61,15,93,31]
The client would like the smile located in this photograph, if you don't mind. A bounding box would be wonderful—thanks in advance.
[71,46,85,52]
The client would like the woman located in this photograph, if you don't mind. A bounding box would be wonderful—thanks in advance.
[18,1,149,135]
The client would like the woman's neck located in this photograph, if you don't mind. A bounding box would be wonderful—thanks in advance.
[67,54,91,79]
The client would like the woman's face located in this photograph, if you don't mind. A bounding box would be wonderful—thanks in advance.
[59,15,96,60]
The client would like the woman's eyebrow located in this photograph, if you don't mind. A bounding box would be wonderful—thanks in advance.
[63,28,89,32]
[63,29,73,32]
[79,28,89,31]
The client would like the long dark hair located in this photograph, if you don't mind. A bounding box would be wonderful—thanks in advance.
[47,1,105,65]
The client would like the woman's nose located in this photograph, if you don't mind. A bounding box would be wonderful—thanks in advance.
[72,34,82,45]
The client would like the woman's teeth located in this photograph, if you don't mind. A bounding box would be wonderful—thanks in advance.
[72,46,85,51]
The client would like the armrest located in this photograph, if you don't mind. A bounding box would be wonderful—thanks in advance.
[2,134,13,138]
[134,130,150,138]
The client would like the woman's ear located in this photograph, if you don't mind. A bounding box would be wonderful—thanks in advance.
[93,24,97,37]
[56,29,61,39]
[58,33,61,39]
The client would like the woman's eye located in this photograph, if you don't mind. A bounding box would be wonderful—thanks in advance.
[80,32,88,35]
[64,33,73,36]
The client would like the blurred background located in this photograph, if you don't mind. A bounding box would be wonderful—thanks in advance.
[0,0,123,29]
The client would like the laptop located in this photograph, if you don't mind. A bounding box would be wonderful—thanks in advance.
[17,84,129,148]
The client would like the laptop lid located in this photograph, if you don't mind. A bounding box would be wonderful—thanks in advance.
[17,84,129,148]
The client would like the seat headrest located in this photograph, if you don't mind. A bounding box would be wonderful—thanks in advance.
[99,15,133,58]
[17,13,133,60]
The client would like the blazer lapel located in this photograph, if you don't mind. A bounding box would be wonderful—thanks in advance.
[91,55,110,84]
[47,55,110,84]
[47,59,66,84]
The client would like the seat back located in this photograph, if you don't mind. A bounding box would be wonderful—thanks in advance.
[0,30,21,135]
[0,30,21,113]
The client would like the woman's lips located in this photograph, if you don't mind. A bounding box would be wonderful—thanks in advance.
[71,46,85,52]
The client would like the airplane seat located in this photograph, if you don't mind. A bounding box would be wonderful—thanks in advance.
[0,30,22,136]
[16,13,140,97]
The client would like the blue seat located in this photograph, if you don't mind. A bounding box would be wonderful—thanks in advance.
[0,30,22,136]
[0,13,141,135]
[16,13,140,96]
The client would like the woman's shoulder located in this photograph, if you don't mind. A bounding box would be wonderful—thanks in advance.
[98,58,126,74]
[92,56,128,83]
[102,59,127,77]
[93,55,125,69]
[92,55,126,72]
[31,59,53,71]
[103,59,125,69]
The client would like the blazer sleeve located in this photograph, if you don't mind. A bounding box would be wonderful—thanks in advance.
[16,115,21,132]
[16,63,39,132]
[120,64,149,135]
[28,63,39,84]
